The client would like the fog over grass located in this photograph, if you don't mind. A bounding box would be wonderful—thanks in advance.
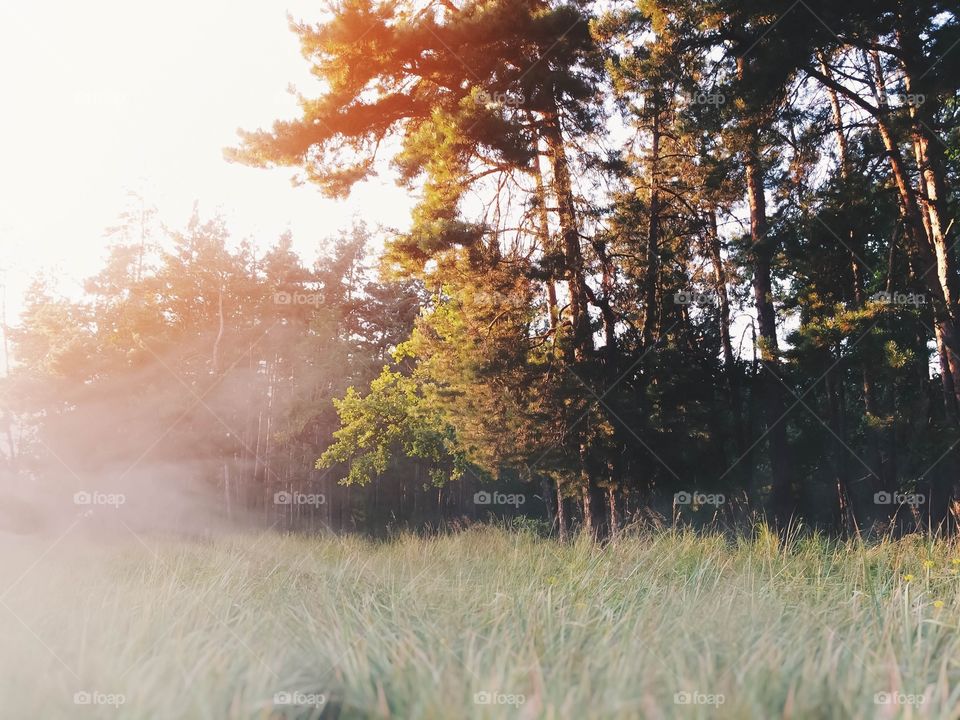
[0,526,958,718]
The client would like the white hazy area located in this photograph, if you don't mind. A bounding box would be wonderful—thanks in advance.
[0,0,414,331]
[0,2,416,543]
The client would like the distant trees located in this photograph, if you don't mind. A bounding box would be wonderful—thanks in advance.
[1,206,445,531]
[4,0,959,537]
[223,0,960,536]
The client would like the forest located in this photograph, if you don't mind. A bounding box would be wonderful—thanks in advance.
[3,0,960,540]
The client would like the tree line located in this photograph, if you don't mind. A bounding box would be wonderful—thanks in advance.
[3,0,960,538]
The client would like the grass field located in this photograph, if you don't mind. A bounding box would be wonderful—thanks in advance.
[2,525,960,718]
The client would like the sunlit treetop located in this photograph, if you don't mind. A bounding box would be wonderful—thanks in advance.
[226,0,604,199]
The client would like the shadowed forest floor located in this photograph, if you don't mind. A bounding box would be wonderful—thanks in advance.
[2,526,960,718]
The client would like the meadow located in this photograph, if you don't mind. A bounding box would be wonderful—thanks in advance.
[0,526,959,718]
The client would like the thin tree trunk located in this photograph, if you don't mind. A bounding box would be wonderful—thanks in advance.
[707,208,744,453]
[864,50,960,424]
[643,106,661,347]
[542,102,607,538]
[542,111,591,359]
[736,57,793,524]
[556,480,569,541]
[607,485,620,538]
[896,32,960,422]
[540,474,556,532]
[808,55,960,412]
[211,281,225,378]
[819,54,877,526]
[532,144,561,335]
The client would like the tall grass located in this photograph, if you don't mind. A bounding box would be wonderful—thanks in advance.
[1,526,959,718]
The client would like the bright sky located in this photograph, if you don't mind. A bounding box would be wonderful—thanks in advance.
[0,0,413,326]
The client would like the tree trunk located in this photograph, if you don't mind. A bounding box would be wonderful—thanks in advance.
[819,54,880,525]
[607,485,620,538]
[536,473,553,528]
[212,281,225,376]
[810,53,960,420]
[707,208,744,454]
[643,106,661,347]
[556,481,569,541]
[865,50,960,424]
[896,30,960,421]
[737,62,793,524]
[532,143,561,336]
[542,101,608,538]
[542,110,591,360]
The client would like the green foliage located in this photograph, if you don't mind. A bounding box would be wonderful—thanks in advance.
[318,367,474,487]
[7,0,960,535]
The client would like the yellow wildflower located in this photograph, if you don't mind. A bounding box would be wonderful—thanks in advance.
[934,600,945,609]
[903,574,915,582]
